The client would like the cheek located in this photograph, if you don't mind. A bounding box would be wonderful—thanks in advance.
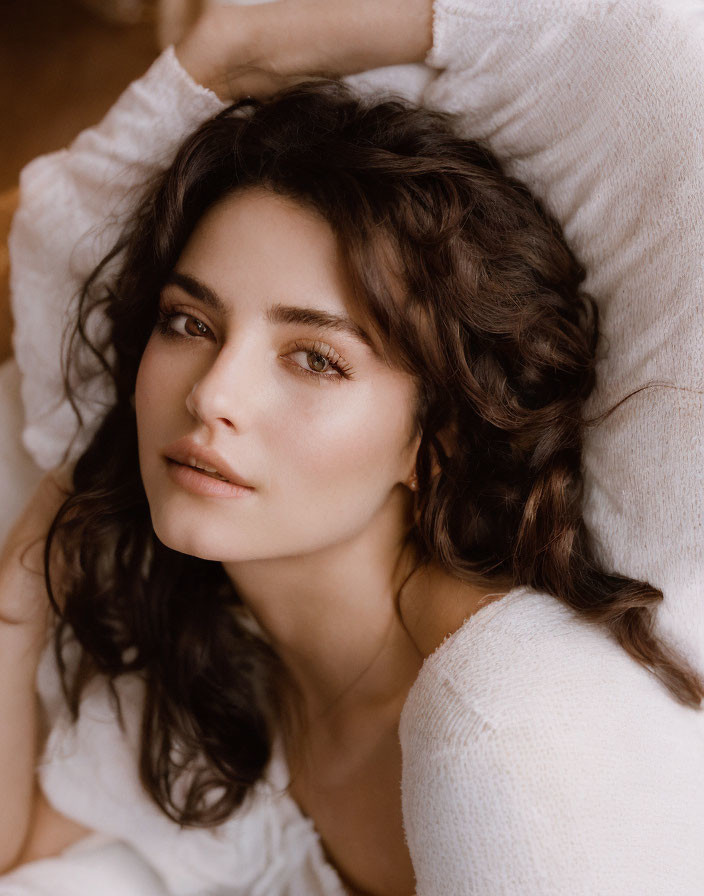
[271,381,413,495]
[134,339,187,448]
[136,336,195,406]
[134,341,161,432]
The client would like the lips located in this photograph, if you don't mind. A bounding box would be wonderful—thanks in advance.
[163,438,254,489]
[177,459,230,481]
[165,459,255,498]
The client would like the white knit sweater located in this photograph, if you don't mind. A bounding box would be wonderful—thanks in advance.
[5,1,704,894]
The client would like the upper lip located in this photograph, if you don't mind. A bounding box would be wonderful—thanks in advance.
[164,437,254,488]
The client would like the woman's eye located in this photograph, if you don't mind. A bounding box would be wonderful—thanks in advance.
[156,311,351,382]
[156,310,211,340]
[288,341,351,382]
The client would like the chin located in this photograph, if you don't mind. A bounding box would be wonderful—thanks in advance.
[151,514,254,564]
[149,513,210,560]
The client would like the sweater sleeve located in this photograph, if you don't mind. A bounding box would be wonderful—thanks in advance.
[399,588,704,895]
[403,728,602,895]
[402,705,704,895]
[8,46,226,471]
[419,0,704,670]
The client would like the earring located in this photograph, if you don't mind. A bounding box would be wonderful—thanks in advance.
[409,474,419,491]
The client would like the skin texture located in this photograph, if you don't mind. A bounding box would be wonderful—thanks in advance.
[135,187,427,716]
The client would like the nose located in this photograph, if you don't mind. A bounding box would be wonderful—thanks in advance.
[185,344,260,429]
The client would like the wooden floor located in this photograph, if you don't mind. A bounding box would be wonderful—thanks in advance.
[0,0,159,192]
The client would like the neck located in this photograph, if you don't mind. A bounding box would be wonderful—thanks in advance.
[222,491,423,721]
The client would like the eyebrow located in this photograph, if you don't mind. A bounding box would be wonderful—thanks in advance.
[162,271,376,352]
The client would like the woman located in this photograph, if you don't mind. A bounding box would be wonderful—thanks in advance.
[2,0,703,894]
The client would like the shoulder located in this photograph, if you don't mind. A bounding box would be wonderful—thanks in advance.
[399,584,699,757]
[398,560,512,661]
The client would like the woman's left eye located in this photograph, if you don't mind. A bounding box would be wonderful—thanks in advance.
[156,310,352,382]
[287,340,351,382]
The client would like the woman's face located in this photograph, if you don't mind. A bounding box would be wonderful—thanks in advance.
[135,186,421,563]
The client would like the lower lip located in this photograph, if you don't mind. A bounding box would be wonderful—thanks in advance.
[165,459,255,498]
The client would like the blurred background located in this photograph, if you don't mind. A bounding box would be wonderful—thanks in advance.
[1,0,165,193]
[0,0,279,191]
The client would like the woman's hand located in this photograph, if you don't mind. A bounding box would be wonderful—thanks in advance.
[174,3,327,103]
[174,0,433,103]
[0,463,75,631]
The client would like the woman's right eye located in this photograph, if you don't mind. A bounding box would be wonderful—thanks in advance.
[156,309,212,340]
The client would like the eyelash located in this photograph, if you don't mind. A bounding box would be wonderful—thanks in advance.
[155,308,353,383]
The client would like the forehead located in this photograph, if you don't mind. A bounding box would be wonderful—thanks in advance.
[183,187,345,295]
[171,187,381,354]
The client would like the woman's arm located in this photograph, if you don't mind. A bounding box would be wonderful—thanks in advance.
[0,614,47,872]
[0,466,91,872]
[10,788,95,869]
[174,0,433,99]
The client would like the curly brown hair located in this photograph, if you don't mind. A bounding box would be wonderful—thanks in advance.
[44,78,703,829]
